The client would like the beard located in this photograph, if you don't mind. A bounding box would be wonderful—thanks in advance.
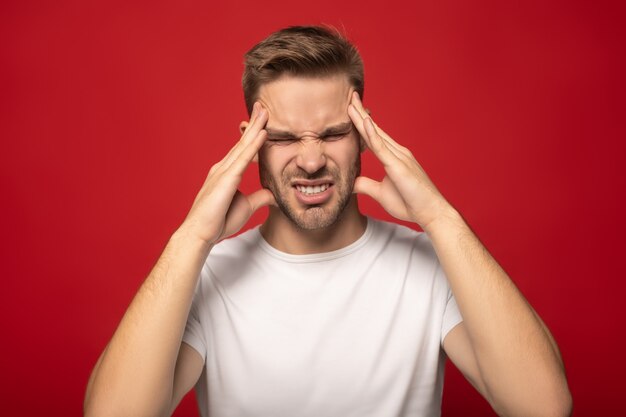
[259,156,361,230]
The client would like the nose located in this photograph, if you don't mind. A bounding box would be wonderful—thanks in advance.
[295,138,327,174]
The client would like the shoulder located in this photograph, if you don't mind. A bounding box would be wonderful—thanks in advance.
[209,226,262,258]
[197,226,263,284]
[368,217,436,259]
[366,218,449,296]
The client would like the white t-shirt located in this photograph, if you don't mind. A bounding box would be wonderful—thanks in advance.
[182,217,463,417]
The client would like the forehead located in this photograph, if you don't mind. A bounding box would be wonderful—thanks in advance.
[257,74,353,134]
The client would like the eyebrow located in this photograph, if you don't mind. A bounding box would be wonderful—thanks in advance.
[265,121,353,139]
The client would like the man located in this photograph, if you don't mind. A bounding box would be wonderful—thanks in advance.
[84,26,572,417]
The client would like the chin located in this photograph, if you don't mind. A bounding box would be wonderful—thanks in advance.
[292,209,340,230]
[279,198,353,231]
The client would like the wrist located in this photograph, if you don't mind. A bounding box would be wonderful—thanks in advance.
[172,222,214,254]
[421,203,464,237]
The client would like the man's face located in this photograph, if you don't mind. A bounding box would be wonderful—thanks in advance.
[256,74,361,230]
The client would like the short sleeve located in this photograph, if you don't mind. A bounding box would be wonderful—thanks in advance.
[436,262,464,345]
[181,268,208,362]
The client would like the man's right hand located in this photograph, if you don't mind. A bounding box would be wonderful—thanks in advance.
[180,102,275,246]
[84,102,275,417]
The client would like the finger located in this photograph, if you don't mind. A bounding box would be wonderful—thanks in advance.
[356,113,400,167]
[363,116,403,159]
[348,104,388,160]
[350,92,413,159]
[249,101,259,123]
[228,102,261,158]
[229,128,268,174]
[353,176,382,201]
[350,91,370,119]
[247,188,277,211]
[369,119,413,159]
[218,188,275,242]
[349,101,405,164]
[348,103,381,152]
[211,102,260,171]
[221,106,268,170]
[241,102,266,143]
[348,102,368,143]
[351,93,385,139]
[349,93,379,142]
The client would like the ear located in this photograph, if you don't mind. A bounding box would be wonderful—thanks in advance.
[239,120,259,163]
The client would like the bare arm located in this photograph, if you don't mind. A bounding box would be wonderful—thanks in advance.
[348,92,571,417]
[430,211,571,416]
[84,232,210,417]
[84,103,273,417]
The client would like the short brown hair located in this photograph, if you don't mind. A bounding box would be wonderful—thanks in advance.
[242,25,364,115]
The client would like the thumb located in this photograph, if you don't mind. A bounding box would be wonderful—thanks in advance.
[247,188,277,212]
[353,176,381,201]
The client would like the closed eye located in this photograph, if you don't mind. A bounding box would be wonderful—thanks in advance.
[320,132,350,142]
[266,126,352,145]
[268,134,348,144]
[267,138,297,145]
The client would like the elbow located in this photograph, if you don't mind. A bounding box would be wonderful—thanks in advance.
[83,401,105,417]
[84,395,168,417]
[536,375,573,417]
[83,390,98,417]
[490,379,573,417]
[83,398,118,417]
[544,388,573,417]
[527,396,572,417]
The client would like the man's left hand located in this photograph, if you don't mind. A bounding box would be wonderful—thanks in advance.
[348,92,454,231]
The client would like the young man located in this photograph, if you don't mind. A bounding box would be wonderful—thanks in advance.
[84,26,572,417]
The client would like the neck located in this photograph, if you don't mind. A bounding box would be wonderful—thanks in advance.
[260,196,367,255]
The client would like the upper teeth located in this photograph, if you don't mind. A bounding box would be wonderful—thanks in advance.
[296,184,330,195]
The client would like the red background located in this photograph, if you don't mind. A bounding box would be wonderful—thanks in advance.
[2,0,625,415]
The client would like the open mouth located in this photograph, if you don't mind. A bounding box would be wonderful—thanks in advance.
[292,180,335,205]
[295,184,331,195]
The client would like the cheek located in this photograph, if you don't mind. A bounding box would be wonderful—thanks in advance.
[259,146,292,174]
[328,139,360,164]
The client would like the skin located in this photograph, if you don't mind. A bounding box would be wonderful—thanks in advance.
[84,102,273,417]
[248,74,366,253]
[84,74,572,417]
[348,92,572,416]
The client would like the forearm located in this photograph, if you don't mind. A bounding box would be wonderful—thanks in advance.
[347,92,570,415]
[425,208,570,416]
[84,227,212,417]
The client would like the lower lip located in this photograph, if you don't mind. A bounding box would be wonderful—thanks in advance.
[294,185,334,205]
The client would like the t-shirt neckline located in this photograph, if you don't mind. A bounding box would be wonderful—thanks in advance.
[255,217,375,263]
